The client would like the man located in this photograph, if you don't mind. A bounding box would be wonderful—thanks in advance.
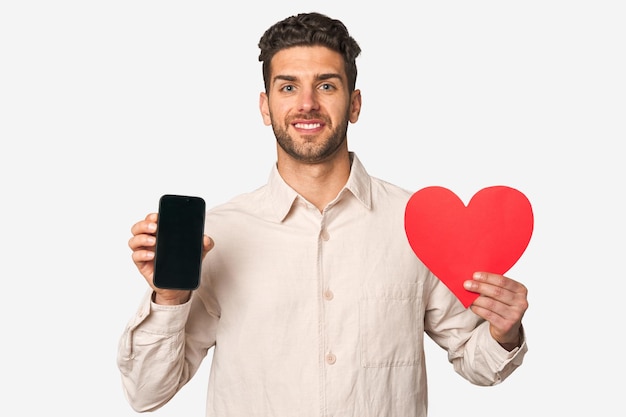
[118,12,528,417]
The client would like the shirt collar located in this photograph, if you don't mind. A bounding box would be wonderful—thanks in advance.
[267,152,372,222]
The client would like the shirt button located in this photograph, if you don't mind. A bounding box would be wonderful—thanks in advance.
[320,229,330,241]
[326,353,337,365]
[323,289,334,301]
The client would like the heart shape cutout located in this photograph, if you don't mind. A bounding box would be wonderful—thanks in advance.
[404,186,533,307]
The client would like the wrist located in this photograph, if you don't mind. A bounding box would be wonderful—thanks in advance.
[152,290,191,305]
[496,327,523,351]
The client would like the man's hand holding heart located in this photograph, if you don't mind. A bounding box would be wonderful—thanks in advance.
[405,185,533,351]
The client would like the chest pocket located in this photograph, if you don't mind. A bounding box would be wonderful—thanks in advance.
[359,282,424,367]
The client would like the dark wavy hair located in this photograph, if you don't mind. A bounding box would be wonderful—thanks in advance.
[258,12,362,93]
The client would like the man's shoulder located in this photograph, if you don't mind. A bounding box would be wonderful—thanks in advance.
[369,175,414,202]
[208,184,270,215]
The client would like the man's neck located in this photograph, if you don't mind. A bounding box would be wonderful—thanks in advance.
[277,151,352,212]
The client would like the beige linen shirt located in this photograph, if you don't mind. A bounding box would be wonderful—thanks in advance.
[118,153,527,417]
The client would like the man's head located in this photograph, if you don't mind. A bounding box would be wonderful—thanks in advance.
[258,13,363,165]
[258,12,361,94]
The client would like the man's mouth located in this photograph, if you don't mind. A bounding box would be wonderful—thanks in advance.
[293,122,322,130]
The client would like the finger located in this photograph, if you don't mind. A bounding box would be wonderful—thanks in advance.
[128,233,156,251]
[130,213,158,237]
[473,272,524,292]
[131,248,155,264]
[467,273,528,325]
[464,272,524,305]
[203,235,214,252]
[470,302,523,348]
[470,293,525,322]
[470,293,526,341]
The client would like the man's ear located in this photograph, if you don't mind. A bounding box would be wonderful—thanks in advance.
[349,89,362,124]
[259,92,272,126]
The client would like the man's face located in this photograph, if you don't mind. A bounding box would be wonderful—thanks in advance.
[259,46,361,164]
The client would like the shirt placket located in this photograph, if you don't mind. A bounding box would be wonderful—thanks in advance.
[317,211,333,416]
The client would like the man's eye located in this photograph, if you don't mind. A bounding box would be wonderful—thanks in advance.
[320,84,334,91]
[281,85,294,92]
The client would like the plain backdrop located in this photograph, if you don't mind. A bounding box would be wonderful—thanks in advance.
[1,1,624,416]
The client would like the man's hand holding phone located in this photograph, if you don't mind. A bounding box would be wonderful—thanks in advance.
[128,195,214,305]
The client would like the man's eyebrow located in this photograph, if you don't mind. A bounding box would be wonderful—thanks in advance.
[272,73,343,83]
[273,75,297,83]
[317,73,343,82]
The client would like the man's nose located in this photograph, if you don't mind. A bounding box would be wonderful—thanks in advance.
[298,88,320,112]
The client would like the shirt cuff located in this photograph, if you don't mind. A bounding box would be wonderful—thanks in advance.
[138,290,192,334]
[482,324,528,372]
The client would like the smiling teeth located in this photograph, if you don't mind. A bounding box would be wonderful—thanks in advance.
[295,123,321,129]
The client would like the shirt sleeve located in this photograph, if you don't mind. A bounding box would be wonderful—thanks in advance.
[424,275,528,386]
[449,321,528,385]
[116,289,195,412]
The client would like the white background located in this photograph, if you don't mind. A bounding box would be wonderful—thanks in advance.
[1,1,624,416]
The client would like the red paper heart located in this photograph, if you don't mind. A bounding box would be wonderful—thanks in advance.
[404,186,533,307]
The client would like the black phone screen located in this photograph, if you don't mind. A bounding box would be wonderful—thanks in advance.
[153,194,206,290]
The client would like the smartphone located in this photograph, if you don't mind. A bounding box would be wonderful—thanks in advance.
[153,194,206,290]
